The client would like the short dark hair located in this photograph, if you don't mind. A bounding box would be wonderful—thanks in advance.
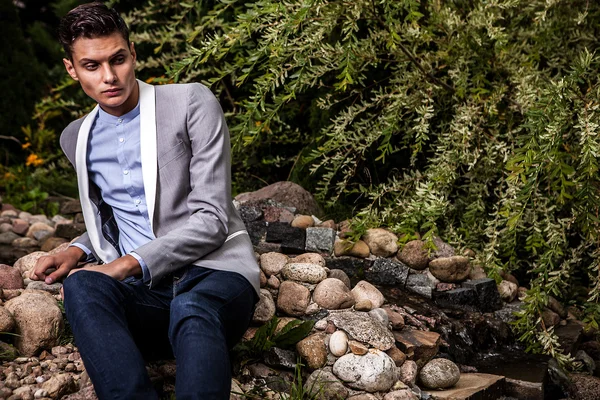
[58,2,130,59]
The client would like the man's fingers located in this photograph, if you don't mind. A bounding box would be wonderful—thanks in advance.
[45,265,71,285]
[30,256,54,280]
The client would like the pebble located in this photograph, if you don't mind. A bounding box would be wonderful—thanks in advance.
[329,331,348,357]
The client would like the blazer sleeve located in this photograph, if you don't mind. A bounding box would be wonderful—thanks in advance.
[133,84,232,286]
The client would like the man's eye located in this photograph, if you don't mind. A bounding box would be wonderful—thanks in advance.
[85,64,98,71]
[113,57,125,64]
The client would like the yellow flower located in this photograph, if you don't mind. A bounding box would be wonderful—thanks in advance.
[3,172,14,180]
[21,142,31,149]
[25,154,43,167]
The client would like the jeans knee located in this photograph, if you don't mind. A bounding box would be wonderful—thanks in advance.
[169,293,221,338]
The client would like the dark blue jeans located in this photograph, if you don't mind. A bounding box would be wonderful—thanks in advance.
[62,265,257,400]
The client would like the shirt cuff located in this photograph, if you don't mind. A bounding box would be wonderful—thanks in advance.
[129,252,150,284]
[69,243,96,262]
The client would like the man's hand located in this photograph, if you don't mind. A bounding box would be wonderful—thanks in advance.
[67,255,142,281]
[30,246,86,284]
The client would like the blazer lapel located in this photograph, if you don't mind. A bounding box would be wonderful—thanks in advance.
[137,80,158,232]
[75,105,121,263]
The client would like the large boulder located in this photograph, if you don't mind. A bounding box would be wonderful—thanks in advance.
[4,289,63,356]
[428,256,471,283]
[0,264,23,289]
[327,311,395,351]
[333,350,397,392]
[313,278,355,310]
[362,229,398,257]
[304,367,349,399]
[235,181,322,216]
[419,358,461,389]
[277,281,310,316]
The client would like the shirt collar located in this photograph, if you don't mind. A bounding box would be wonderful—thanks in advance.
[97,99,141,125]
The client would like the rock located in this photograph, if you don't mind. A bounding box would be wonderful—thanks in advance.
[334,239,370,258]
[267,275,280,289]
[365,258,410,286]
[54,223,86,240]
[329,330,349,357]
[266,223,306,254]
[305,227,336,253]
[14,251,47,275]
[542,308,561,328]
[291,215,314,229]
[569,373,600,400]
[397,240,429,270]
[1,209,17,217]
[304,367,349,400]
[260,252,288,276]
[318,219,337,230]
[48,241,71,255]
[0,223,11,233]
[60,200,82,215]
[362,228,399,257]
[11,219,30,235]
[394,329,441,368]
[238,205,263,223]
[277,281,310,316]
[500,270,519,287]
[264,347,297,369]
[382,390,419,400]
[433,287,477,312]
[419,358,461,389]
[281,263,327,284]
[41,373,78,399]
[369,308,389,327]
[405,271,437,299]
[290,253,326,267]
[382,306,405,330]
[347,395,378,400]
[253,289,276,323]
[0,306,15,332]
[431,237,455,259]
[398,360,418,386]
[247,221,267,246]
[469,265,487,280]
[0,264,24,289]
[313,278,355,310]
[0,231,20,244]
[462,278,503,312]
[297,333,328,369]
[328,269,351,288]
[26,222,55,240]
[12,237,39,248]
[235,182,322,215]
[26,281,62,295]
[575,350,596,375]
[548,296,568,319]
[327,311,395,351]
[333,350,397,392]
[428,256,471,283]
[354,299,373,311]
[4,290,63,356]
[351,280,385,309]
[555,320,584,355]
[348,340,368,356]
[421,373,506,400]
[259,270,267,287]
[325,256,371,279]
[498,280,518,302]
[386,346,407,367]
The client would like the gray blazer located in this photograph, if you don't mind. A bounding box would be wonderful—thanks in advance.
[59,80,260,295]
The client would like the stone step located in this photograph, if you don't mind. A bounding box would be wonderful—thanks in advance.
[423,373,505,399]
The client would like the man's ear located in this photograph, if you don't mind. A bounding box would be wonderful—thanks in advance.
[63,58,79,81]
[129,42,136,63]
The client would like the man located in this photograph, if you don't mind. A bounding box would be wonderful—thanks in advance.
[30,3,260,399]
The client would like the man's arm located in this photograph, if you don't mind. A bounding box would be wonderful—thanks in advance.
[134,83,232,286]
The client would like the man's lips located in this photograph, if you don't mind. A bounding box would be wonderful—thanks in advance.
[103,88,122,96]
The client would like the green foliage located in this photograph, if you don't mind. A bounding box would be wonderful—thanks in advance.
[233,316,315,363]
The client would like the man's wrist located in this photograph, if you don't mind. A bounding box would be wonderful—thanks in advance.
[66,245,86,262]
[122,254,142,277]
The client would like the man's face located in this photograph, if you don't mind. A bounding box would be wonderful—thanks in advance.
[63,32,138,117]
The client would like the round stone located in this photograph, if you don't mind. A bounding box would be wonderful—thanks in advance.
[281,263,327,284]
[313,278,355,310]
[419,358,461,389]
[329,330,348,357]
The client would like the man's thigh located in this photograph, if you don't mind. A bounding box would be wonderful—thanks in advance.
[170,266,257,348]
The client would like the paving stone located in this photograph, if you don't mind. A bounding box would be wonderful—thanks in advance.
[405,273,436,299]
[246,221,266,245]
[365,258,410,286]
[305,227,336,253]
[281,229,306,254]
[462,278,503,312]
[325,257,372,279]
[238,206,263,223]
[393,329,441,368]
[432,288,477,312]
[422,373,505,399]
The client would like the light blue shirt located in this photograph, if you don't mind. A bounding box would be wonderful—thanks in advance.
[72,101,152,282]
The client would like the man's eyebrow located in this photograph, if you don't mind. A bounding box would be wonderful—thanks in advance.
[78,49,128,64]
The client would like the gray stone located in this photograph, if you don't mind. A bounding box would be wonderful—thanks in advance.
[462,278,503,312]
[325,257,372,279]
[328,269,351,288]
[0,231,20,244]
[239,206,263,223]
[26,281,63,295]
[282,263,327,284]
[253,289,276,323]
[327,311,395,351]
[365,258,410,286]
[368,308,389,327]
[431,237,455,259]
[333,350,397,392]
[419,358,461,389]
[264,347,297,369]
[405,273,435,298]
[304,367,349,399]
[433,288,478,312]
[305,227,336,253]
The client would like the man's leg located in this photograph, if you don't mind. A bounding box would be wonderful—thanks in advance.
[169,267,256,400]
[63,271,172,400]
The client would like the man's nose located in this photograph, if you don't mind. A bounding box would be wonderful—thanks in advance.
[102,64,117,83]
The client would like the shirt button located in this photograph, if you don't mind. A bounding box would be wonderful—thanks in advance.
[135,199,141,205]
[119,138,124,143]
[123,169,129,175]
[117,118,123,124]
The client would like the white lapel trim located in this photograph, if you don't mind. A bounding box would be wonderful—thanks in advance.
[75,105,121,263]
[137,80,158,231]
